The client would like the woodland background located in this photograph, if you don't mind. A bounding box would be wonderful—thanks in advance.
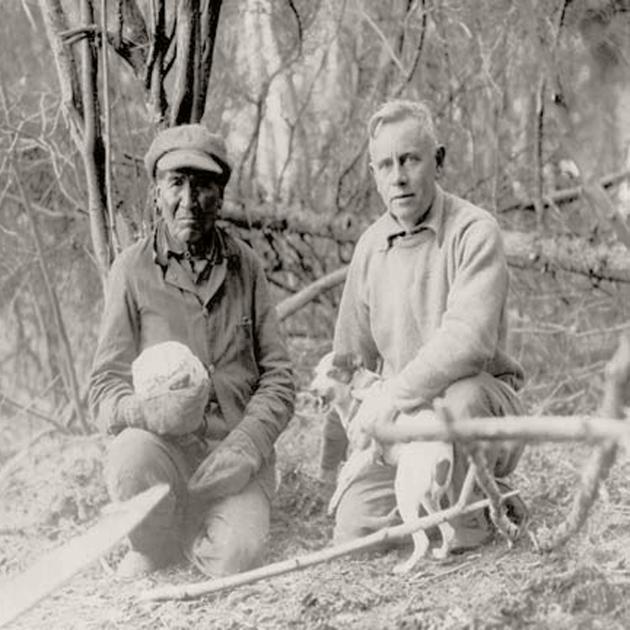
[0,0,629,436]
[2,1,630,628]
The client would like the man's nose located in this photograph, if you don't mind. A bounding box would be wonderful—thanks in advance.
[179,181,199,209]
[391,160,407,184]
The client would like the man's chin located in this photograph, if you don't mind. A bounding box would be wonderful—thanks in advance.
[173,227,203,246]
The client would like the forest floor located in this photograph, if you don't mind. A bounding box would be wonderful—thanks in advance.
[3,337,630,629]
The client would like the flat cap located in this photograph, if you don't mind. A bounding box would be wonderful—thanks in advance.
[144,124,231,183]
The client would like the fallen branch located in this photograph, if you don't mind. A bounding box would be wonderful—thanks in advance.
[218,168,630,245]
[276,267,348,321]
[272,231,630,324]
[139,490,518,602]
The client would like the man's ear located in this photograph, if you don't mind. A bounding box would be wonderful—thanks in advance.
[435,145,446,171]
[152,183,161,212]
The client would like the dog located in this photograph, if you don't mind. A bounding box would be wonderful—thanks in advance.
[310,352,456,573]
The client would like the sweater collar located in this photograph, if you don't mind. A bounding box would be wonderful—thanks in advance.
[379,185,445,249]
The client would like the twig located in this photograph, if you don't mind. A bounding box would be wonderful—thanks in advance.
[0,428,57,490]
[466,444,520,543]
[538,331,630,551]
[139,491,518,602]
[0,390,67,431]
[353,0,406,75]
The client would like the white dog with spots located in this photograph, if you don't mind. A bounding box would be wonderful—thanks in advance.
[310,352,456,573]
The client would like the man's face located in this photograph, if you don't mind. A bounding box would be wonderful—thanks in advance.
[370,117,439,230]
[155,168,224,248]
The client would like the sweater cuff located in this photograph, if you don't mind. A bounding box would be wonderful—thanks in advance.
[115,395,147,432]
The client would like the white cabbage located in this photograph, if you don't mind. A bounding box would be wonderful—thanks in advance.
[132,341,209,399]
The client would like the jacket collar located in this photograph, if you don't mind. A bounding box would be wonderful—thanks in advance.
[153,220,234,267]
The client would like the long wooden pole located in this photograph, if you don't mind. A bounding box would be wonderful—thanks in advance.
[359,413,630,447]
[139,491,518,602]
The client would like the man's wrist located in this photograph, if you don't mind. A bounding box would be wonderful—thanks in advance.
[117,395,147,430]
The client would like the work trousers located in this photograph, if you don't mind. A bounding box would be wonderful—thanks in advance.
[105,428,270,577]
[333,373,524,549]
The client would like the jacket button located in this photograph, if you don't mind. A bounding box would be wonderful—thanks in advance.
[208,363,215,375]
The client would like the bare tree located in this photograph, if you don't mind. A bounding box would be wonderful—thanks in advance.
[37,0,225,275]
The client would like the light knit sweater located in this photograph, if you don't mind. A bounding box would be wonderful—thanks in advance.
[333,185,524,413]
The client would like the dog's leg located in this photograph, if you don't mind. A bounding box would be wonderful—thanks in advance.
[453,462,478,510]
[392,455,430,574]
[327,447,374,516]
[431,452,455,559]
[431,500,456,559]
[467,444,520,543]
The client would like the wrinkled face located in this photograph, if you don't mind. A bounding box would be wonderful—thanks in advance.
[156,167,224,248]
[370,117,439,230]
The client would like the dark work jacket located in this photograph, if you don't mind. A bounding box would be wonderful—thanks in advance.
[88,222,296,499]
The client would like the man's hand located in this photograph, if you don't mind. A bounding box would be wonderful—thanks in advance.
[188,429,262,501]
[349,380,399,446]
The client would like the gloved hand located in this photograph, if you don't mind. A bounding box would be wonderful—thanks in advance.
[188,429,262,501]
[349,379,399,446]
[139,377,210,436]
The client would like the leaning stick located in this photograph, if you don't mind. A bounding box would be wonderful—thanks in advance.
[140,490,518,602]
[539,332,630,551]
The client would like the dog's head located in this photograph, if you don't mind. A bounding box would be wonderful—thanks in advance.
[309,352,363,414]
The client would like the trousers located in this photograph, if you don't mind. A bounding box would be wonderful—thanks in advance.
[105,428,270,576]
[333,373,524,549]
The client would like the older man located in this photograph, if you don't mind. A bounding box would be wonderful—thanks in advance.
[89,124,295,578]
[325,100,525,549]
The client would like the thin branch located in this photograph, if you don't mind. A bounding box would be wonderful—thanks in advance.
[101,0,121,256]
[0,428,58,491]
[0,393,67,431]
[139,492,517,602]
[354,0,406,74]
[170,0,198,125]
[37,0,84,140]
[10,160,89,434]
[193,0,223,122]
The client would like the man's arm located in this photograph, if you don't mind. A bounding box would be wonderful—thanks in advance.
[188,258,295,499]
[390,218,509,412]
[332,240,380,370]
[233,259,296,462]
[88,253,144,434]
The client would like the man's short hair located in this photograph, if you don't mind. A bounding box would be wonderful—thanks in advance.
[367,99,438,150]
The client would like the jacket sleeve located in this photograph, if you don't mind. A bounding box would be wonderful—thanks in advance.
[389,218,510,412]
[231,258,296,463]
[88,252,143,434]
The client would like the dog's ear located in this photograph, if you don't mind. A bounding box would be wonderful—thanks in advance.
[331,352,363,384]
[332,352,364,371]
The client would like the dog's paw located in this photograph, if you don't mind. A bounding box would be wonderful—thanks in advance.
[392,558,420,574]
[431,546,450,560]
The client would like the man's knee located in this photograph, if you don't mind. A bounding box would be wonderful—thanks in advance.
[105,428,185,500]
[332,463,398,544]
[440,375,492,420]
[441,376,524,478]
[189,483,270,577]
